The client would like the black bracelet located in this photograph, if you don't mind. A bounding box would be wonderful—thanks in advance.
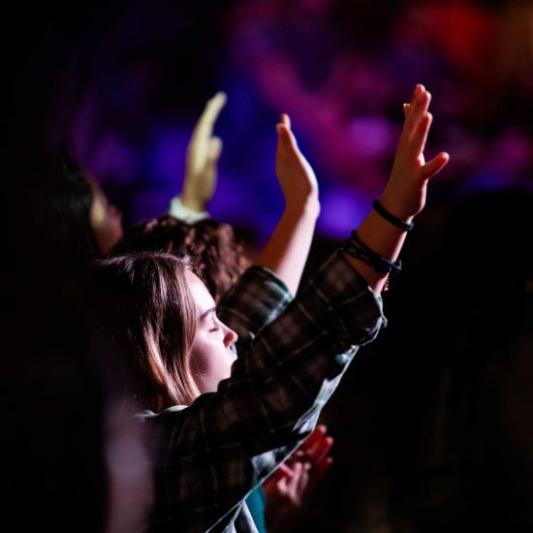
[342,232,402,274]
[372,199,414,232]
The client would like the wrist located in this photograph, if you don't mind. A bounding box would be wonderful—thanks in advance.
[169,196,209,223]
[343,231,402,274]
[181,189,206,212]
[372,198,414,232]
[378,193,415,223]
[285,195,320,218]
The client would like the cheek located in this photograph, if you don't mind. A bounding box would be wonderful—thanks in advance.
[189,337,236,394]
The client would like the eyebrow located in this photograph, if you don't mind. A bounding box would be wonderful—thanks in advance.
[199,307,217,321]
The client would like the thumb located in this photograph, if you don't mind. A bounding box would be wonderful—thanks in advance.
[421,151,449,180]
[207,136,223,162]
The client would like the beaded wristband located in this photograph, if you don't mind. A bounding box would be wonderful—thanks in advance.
[343,232,402,274]
[372,199,414,232]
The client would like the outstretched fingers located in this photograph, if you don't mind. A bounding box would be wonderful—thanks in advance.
[276,113,298,152]
[397,87,423,152]
[301,425,326,452]
[203,92,227,128]
[402,86,431,138]
[399,84,448,181]
[307,436,333,465]
[190,91,227,146]
[409,111,433,162]
[295,462,311,498]
[296,426,333,467]
[277,462,295,477]
[405,86,449,180]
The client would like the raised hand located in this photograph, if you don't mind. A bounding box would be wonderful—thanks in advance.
[263,426,333,531]
[275,113,320,214]
[257,114,320,294]
[182,92,226,211]
[380,84,449,221]
[294,425,334,483]
[345,83,451,293]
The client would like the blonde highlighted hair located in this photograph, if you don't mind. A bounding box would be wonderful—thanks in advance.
[88,253,200,411]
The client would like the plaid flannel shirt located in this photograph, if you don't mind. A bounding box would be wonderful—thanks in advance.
[139,250,386,532]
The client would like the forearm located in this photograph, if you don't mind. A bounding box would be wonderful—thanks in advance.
[256,199,319,295]
[221,250,384,454]
[181,187,207,212]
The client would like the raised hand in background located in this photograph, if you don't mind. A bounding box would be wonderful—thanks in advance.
[181,92,226,212]
[263,426,334,532]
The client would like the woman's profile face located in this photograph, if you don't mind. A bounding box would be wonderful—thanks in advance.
[88,177,124,255]
[186,271,238,395]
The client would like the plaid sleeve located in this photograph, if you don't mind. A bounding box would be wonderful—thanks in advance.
[145,250,386,533]
[219,249,385,453]
[217,266,293,347]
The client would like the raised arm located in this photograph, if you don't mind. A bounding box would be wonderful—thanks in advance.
[169,92,226,220]
[345,84,449,293]
[256,114,320,295]
[175,97,319,296]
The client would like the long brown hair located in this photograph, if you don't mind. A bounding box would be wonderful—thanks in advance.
[87,253,200,412]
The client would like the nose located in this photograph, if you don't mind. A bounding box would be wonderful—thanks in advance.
[222,323,238,348]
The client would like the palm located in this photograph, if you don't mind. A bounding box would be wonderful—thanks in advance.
[382,85,449,219]
[275,114,319,207]
[183,92,226,209]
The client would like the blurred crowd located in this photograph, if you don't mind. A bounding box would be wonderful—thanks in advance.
[28,0,531,240]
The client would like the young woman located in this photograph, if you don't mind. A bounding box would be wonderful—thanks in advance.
[89,84,449,532]
[114,94,333,532]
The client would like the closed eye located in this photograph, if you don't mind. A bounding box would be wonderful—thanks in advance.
[209,327,219,333]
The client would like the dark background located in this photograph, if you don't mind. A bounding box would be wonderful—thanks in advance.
[7,1,533,531]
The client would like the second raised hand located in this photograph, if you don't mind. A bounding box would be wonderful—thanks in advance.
[182,92,227,211]
[256,114,320,295]
[275,113,320,214]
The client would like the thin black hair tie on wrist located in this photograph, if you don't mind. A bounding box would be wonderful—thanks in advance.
[372,199,414,232]
[342,231,402,274]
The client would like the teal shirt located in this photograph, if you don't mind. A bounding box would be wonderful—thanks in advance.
[245,486,267,533]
